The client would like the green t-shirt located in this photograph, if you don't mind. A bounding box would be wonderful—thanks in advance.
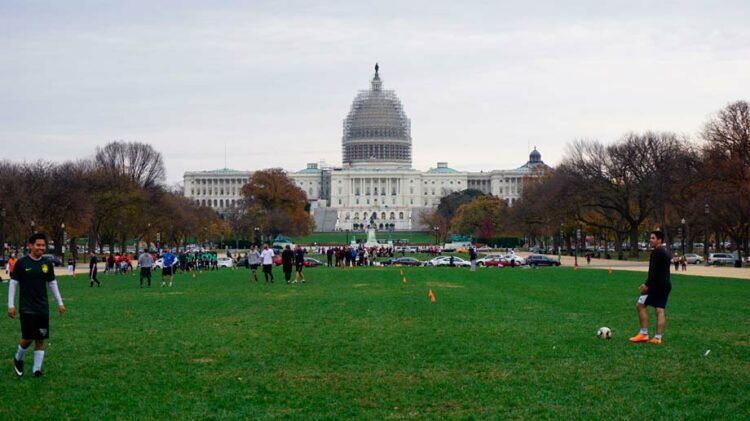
[11,255,56,315]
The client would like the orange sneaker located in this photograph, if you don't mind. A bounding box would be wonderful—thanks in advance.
[649,338,662,345]
[629,333,649,343]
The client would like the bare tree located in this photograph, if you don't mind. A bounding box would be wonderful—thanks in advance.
[94,141,166,188]
[701,100,750,260]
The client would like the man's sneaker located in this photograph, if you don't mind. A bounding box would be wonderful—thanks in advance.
[33,370,43,378]
[629,333,650,343]
[649,338,663,345]
[13,358,23,377]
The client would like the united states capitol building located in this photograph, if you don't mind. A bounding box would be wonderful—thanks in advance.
[184,65,549,232]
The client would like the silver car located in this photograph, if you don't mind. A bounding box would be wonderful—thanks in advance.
[707,253,734,265]
[683,253,703,264]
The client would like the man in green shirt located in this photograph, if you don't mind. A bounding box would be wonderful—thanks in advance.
[8,233,66,377]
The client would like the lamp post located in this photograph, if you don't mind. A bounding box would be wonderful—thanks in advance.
[0,208,5,260]
[61,223,67,263]
[30,220,36,235]
[558,224,563,263]
[680,218,686,257]
[345,229,350,246]
[704,203,710,263]
[254,227,260,246]
[574,223,581,266]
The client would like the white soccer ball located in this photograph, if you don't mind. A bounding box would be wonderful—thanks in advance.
[597,327,612,340]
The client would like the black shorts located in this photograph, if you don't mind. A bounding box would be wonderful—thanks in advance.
[643,288,671,309]
[262,264,273,273]
[295,264,304,272]
[163,266,173,276]
[140,267,152,278]
[20,313,50,340]
[249,264,259,271]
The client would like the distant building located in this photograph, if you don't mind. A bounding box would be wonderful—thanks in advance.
[183,169,252,214]
[184,64,549,229]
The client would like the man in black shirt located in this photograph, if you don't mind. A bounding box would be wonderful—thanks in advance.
[294,245,306,283]
[630,230,672,345]
[89,251,101,287]
[281,245,294,284]
[8,233,66,377]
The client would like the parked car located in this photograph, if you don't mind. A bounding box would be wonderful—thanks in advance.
[435,256,471,267]
[476,254,504,266]
[41,254,63,267]
[382,257,424,267]
[217,257,234,268]
[485,256,523,267]
[503,254,526,265]
[526,255,561,267]
[303,257,324,267]
[396,246,419,253]
[501,257,524,267]
[683,253,703,264]
[707,253,734,265]
[528,247,546,254]
[425,256,449,266]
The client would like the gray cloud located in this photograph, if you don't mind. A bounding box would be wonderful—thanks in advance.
[1,1,749,182]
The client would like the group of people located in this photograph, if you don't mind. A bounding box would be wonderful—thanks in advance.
[672,255,688,271]
[243,244,306,284]
[5,229,675,381]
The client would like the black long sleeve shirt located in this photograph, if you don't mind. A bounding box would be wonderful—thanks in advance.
[645,246,671,294]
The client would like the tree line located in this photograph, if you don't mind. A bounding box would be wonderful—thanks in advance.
[423,100,750,260]
[0,141,315,258]
[0,141,227,257]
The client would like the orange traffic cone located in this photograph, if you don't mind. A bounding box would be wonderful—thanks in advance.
[400,269,404,276]
[608,267,613,275]
[402,276,407,284]
[573,264,578,271]
[428,288,436,303]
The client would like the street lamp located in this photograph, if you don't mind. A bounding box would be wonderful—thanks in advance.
[61,222,67,263]
[30,220,36,235]
[704,203,710,262]
[575,226,580,267]
[559,224,563,263]
[680,217,686,257]
[0,208,5,260]
[345,228,350,245]
[254,227,260,246]
[433,226,439,245]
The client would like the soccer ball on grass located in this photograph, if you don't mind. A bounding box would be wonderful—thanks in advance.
[597,327,612,339]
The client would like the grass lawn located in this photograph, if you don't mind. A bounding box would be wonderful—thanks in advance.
[1,267,748,419]
[293,231,436,245]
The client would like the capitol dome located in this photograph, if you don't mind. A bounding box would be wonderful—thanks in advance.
[342,64,412,168]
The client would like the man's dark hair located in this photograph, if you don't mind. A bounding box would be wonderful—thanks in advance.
[650,230,664,242]
[28,232,48,245]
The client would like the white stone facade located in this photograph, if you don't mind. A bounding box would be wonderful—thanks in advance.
[183,65,548,230]
[183,169,253,214]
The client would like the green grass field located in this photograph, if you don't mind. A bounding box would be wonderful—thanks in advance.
[2,267,748,419]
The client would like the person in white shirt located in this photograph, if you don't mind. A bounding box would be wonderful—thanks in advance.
[260,244,275,283]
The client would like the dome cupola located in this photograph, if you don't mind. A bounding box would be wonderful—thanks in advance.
[342,64,412,168]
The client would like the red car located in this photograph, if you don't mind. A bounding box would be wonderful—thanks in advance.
[485,257,521,267]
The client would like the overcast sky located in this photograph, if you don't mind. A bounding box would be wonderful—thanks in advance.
[2,1,749,184]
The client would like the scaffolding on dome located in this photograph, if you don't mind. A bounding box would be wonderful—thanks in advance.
[342,64,412,166]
